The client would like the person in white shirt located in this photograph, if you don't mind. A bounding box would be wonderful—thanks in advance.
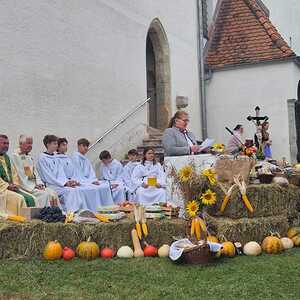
[99,150,126,204]
[132,147,166,205]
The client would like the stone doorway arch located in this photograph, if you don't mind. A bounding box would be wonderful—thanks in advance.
[146,18,171,130]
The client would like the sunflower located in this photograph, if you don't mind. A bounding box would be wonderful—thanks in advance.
[212,143,225,151]
[186,200,199,217]
[202,168,217,185]
[200,189,217,206]
[178,165,193,182]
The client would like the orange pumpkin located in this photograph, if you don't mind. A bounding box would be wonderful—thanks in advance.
[221,241,236,257]
[76,237,99,260]
[262,235,284,254]
[287,227,300,239]
[100,247,115,259]
[292,235,300,247]
[43,240,63,260]
[62,247,75,261]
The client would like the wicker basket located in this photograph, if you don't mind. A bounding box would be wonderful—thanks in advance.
[258,174,274,184]
[182,243,213,265]
[288,174,300,186]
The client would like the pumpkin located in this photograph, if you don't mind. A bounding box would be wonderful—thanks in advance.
[158,245,170,258]
[117,246,134,258]
[207,235,219,243]
[144,245,158,257]
[131,229,144,258]
[261,235,284,254]
[100,247,115,259]
[76,237,99,260]
[280,237,294,249]
[287,227,300,239]
[292,235,300,247]
[43,240,63,260]
[221,241,236,257]
[62,247,75,261]
[243,241,262,256]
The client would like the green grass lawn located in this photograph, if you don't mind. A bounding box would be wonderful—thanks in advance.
[0,249,299,300]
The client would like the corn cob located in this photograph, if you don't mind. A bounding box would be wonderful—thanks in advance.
[95,213,110,223]
[190,218,195,236]
[220,195,230,213]
[7,215,26,222]
[142,223,148,237]
[136,223,142,239]
[242,194,254,213]
[195,219,201,240]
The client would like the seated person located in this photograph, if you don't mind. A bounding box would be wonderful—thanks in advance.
[99,150,126,204]
[56,137,114,210]
[0,134,35,215]
[13,135,59,208]
[226,124,244,155]
[162,111,200,157]
[122,149,140,201]
[132,147,166,205]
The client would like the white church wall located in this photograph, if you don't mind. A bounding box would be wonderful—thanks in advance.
[0,0,201,160]
[206,61,300,161]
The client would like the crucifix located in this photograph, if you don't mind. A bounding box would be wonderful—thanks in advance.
[247,106,269,158]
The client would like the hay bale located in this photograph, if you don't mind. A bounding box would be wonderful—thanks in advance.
[206,184,300,219]
[205,214,288,244]
[0,219,186,259]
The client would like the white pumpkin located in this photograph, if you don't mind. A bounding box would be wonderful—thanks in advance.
[158,244,170,257]
[243,241,262,256]
[280,237,294,249]
[117,246,134,258]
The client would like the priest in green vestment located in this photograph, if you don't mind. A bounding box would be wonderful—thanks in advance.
[0,135,35,214]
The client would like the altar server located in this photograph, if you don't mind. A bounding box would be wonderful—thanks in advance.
[122,149,139,201]
[55,137,114,210]
[12,135,59,207]
[132,147,166,205]
[0,134,35,215]
[99,150,126,204]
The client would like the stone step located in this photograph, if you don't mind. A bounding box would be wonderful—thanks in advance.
[142,139,162,147]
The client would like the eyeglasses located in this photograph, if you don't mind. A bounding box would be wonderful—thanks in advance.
[180,119,190,123]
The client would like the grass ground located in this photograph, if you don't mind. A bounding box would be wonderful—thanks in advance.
[0,249,299,300]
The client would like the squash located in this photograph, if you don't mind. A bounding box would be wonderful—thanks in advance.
[221,241,236,257]
[158,245,170,258]
[43,240,63,260]
[7,215,26,222]
[292,235,300,247]
[62,247,75,261]
[131,229,144,257]
[117,246,134,258]
[261,234,284,254]
[144,245,158,257]
[76,237,99,260]
[287,227,300,239]
[280,237,294,249]
[243,241,262,256]
[207,235,219,243]
[100,247,115,259]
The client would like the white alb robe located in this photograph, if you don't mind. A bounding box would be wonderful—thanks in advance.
[101,159,125,204]
[132,161,167,205]
[37,153,89,212]
[122,161,140,201]
[54,153,114,211]
[71,151,114,206]
[12,149,58,207]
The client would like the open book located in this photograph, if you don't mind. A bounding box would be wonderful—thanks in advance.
[199,138,215,152]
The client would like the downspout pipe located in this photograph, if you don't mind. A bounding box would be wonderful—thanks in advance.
[196,0,208,139]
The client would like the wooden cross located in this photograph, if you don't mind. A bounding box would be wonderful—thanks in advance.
[246,106,268,126]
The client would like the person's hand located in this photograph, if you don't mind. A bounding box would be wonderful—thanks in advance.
[155,183,162,188]
[92,181,100,185]
[142,183,149,188]
[35,184,45,190]
[111,183,119,189]
[190,145,199,153]
[64,181,77,188]
[8,183,18,192]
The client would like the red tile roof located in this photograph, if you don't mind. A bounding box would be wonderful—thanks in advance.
[205,0,296,70]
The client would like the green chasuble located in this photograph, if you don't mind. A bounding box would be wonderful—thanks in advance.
[0,154,35,207]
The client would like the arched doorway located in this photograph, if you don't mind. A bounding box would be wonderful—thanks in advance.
[146,19,171,130]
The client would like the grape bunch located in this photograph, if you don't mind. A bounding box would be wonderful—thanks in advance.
[39,206,66,223]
